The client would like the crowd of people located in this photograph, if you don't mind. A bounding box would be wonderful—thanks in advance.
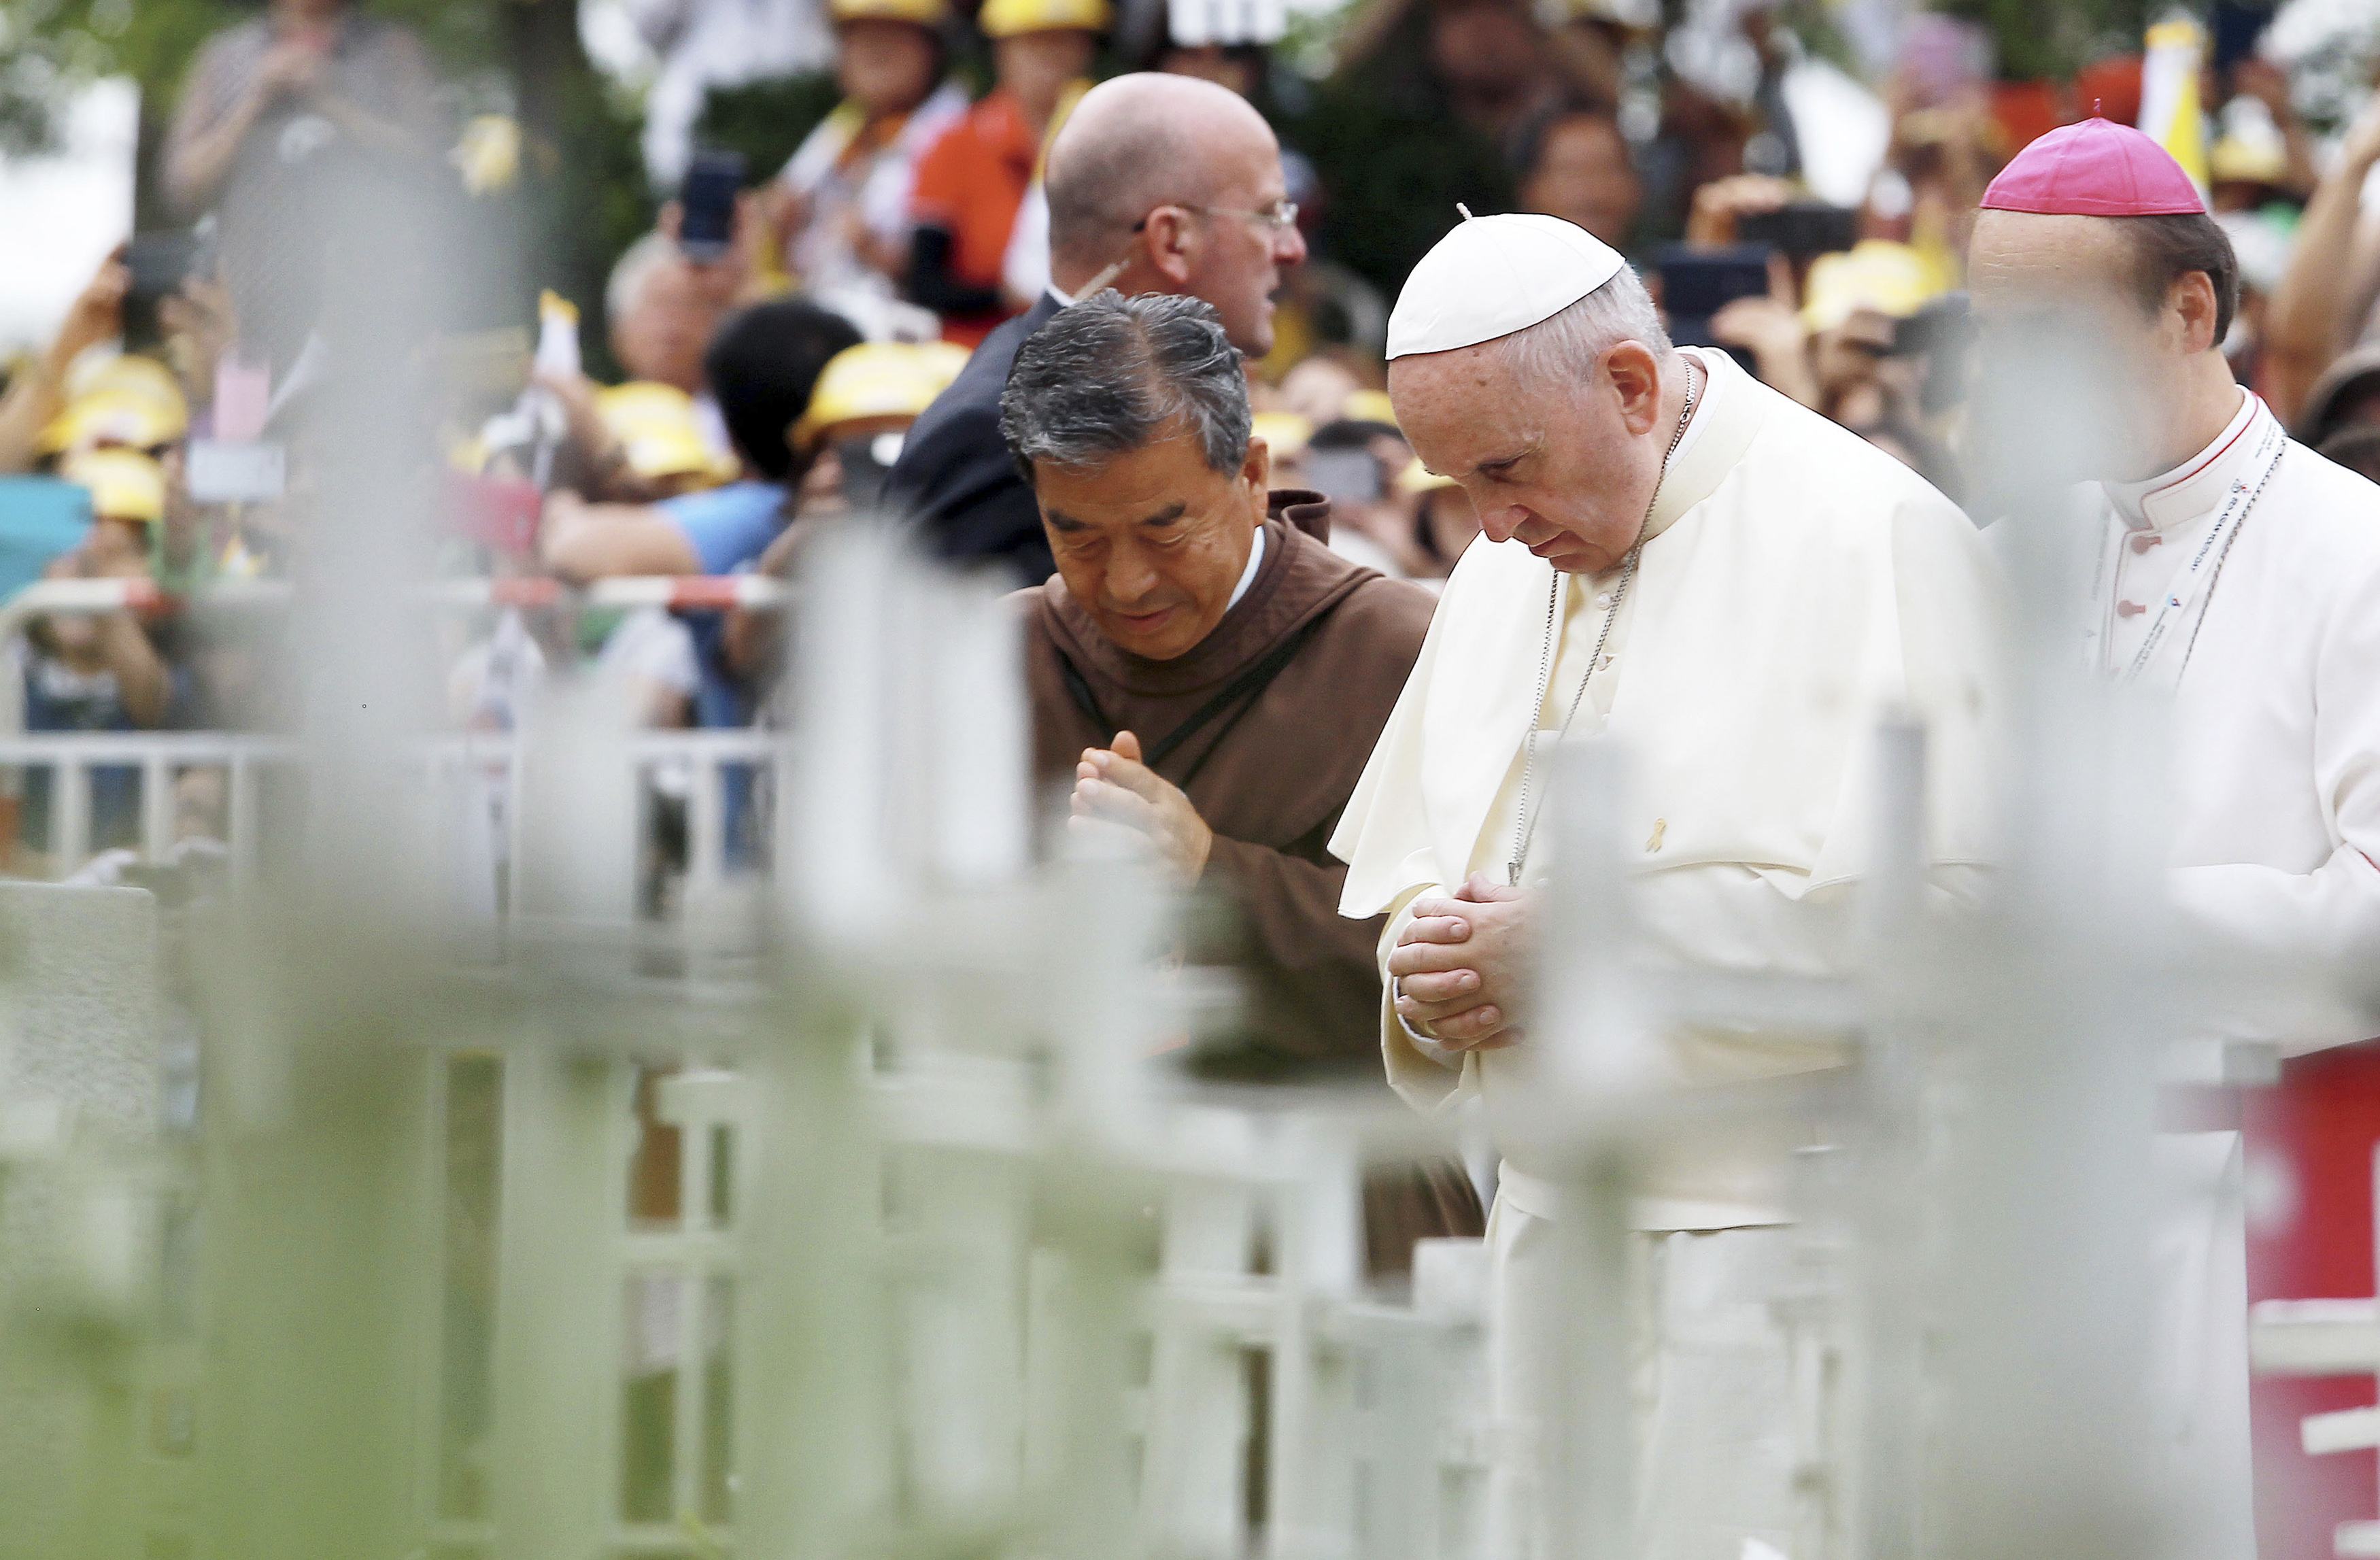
[9,2,2380,745]
[0,2,2373,909]
[5,0,2379,769]
[11,0,2380,1552]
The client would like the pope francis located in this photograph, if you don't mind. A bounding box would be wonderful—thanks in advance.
[1329,214,2001,1559]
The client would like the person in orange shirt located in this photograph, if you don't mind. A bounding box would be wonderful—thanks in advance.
[906,0,1107,346]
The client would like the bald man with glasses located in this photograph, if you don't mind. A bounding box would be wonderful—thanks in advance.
[883,71,1308,583]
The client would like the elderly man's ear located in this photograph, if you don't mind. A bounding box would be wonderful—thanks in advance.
[1241,434,1272,500]
[1605,340,1666,436]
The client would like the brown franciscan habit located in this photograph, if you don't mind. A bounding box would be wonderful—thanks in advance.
[1019,493,1485,1273]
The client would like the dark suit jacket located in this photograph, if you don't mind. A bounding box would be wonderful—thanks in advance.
[881,292,1063,586]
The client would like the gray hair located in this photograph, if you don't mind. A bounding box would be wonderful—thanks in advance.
[999,290,1252,476]
[605,232,675,321]
[1489,265,1673,390]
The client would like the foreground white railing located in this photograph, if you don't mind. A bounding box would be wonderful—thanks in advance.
[5,520,2377,1560]
[2249,1171,2380,1559]
[1,573,794,625]
[0,728,789,958]
[0,730,292,877]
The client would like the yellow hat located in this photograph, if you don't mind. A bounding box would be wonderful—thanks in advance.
[61,447,167,525]
[596,381,736,485]
[453,114,522,197]
[39,388,188,456]
[64,352,186,412]
[1395,455,1457,494]
[833,0,951,24]
[792,341,968,449]
[2211,129,2287,186]
[979,0,1109,39]
[1800,239,1942,334]
[41,354,190,454]
[1251,411,1313,460]
[1341,389,1399,429]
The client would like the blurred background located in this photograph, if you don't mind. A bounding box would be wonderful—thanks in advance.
[17,0,2380,626]
[7,1,2380,1557]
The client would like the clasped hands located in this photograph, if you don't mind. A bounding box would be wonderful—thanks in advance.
[1389,872,1533,1051]
[1069,731,1214,883]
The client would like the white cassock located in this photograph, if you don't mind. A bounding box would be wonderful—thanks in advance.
[1331,348,2001,1560]
[1991,387,2380,1560]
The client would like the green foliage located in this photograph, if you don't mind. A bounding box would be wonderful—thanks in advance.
[1,0,655,368]
[693,70,845,182]
[531,56,655,378]
[1,0,523,120]
[367,0,511,75]
[1933,0,2152,82]
[1289,68,1514,299]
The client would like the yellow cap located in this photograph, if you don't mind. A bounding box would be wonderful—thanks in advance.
[63,352,186,411]
[1800,239,1942,334]
[1251,411,1313,460]
[39,388,188,456]
[979,0,1109,39]
[2211,129,2287,186]
[61,447,167,524]
[1341,389,1398,429]
[454,114,522,197]
[792,341,968,449]
[597,381,736,485]
[1396,455,1457,494]
[832,0,951,24]
[41,354,189,454]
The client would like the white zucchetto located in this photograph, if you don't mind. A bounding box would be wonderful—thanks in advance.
[1385,211,1628,360]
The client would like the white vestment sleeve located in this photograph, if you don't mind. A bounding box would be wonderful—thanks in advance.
[2168,558,2380,1049]
[2167,850,2380,1050]
[1375,886,1471,1110]
[1628,862,1990,988]
[1375,864,1993,1110]
[2168,851,2380,969]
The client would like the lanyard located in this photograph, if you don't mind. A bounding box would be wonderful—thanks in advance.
[2088,411,2285,688]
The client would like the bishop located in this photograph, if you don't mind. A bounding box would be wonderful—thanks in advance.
[1969,116,2380,1557]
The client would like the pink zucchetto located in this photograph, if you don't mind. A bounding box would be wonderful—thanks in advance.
[1979,118,2207,218]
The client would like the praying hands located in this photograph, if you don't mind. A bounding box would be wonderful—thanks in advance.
[1387,872,1533,1051]
[1069,730,1215,885]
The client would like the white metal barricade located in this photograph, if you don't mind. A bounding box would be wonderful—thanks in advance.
[0,728,789,949]
[7,518,2377,1560]
[0,730,293,879]
[0,573,792,632]
[2249,1151,2380,1559]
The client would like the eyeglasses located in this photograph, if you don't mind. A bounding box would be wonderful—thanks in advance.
[1131,199,1300,236]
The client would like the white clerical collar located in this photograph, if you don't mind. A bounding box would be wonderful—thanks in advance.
[1226,525,1267,611]
[1668,347,1718,469]
[2105,387,2260,534]
[1047,284,1076,308]
[1638,347,1724,545]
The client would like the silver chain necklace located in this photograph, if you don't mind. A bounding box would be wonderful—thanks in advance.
[1506,360,1701,887]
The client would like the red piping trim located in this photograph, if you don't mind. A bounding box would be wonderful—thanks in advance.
[2147,399,2262,496]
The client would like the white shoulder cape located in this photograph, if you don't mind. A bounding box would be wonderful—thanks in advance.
[1331,351,2002,914]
